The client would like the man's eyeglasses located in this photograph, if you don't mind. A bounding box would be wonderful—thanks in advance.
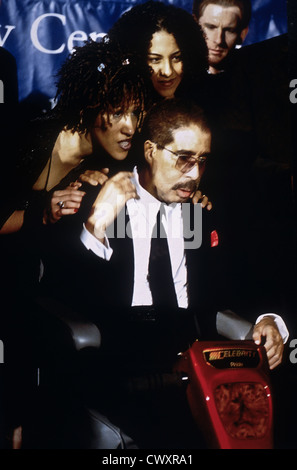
[156,144,208,173]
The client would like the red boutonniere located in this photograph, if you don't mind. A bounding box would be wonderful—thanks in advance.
[211,230,219,247]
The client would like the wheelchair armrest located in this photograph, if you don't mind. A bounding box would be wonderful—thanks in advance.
[30,296,101,356]
[216,310,254,340]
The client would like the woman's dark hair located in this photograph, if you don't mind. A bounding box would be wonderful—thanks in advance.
[53,38,150,134]
[108,1,208,100]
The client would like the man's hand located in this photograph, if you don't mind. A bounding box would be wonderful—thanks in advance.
[253,316,284,369]
[86,171,138,241]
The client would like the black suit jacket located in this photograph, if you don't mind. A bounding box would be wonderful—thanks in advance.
[41,196,224,357]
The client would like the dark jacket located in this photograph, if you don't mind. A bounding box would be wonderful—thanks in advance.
[40,196,223,351]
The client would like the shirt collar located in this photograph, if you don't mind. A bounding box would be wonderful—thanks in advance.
[131,166,159,206]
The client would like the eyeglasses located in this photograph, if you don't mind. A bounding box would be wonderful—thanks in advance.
[156,144,208,173]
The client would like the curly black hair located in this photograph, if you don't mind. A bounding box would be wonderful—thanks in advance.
[108,1,208,100]
[53,37,151,134]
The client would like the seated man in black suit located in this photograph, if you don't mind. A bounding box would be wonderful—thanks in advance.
[41,99,289,448]
[44,98,287,364]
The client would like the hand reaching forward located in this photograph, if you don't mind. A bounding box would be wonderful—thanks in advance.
[85,171,138,241]
[253,316,284,369]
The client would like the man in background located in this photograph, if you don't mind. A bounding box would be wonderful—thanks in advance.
[193,0,251,74]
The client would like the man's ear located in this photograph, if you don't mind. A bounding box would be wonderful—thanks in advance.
[144,140,155,164]
[238,26,249,44]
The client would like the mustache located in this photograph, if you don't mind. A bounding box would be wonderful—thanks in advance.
[172,178,200,193]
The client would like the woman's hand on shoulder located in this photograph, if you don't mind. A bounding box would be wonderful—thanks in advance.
[78,168,109,186]
[192,190,212,211]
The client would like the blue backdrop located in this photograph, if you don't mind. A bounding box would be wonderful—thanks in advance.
[0,0,289,104]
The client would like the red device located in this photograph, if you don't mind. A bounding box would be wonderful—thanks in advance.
[174,340,273,449]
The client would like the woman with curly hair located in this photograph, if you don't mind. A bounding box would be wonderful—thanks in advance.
[0,38,150,234]
[0,37,150,338]
[108,0,208,101]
